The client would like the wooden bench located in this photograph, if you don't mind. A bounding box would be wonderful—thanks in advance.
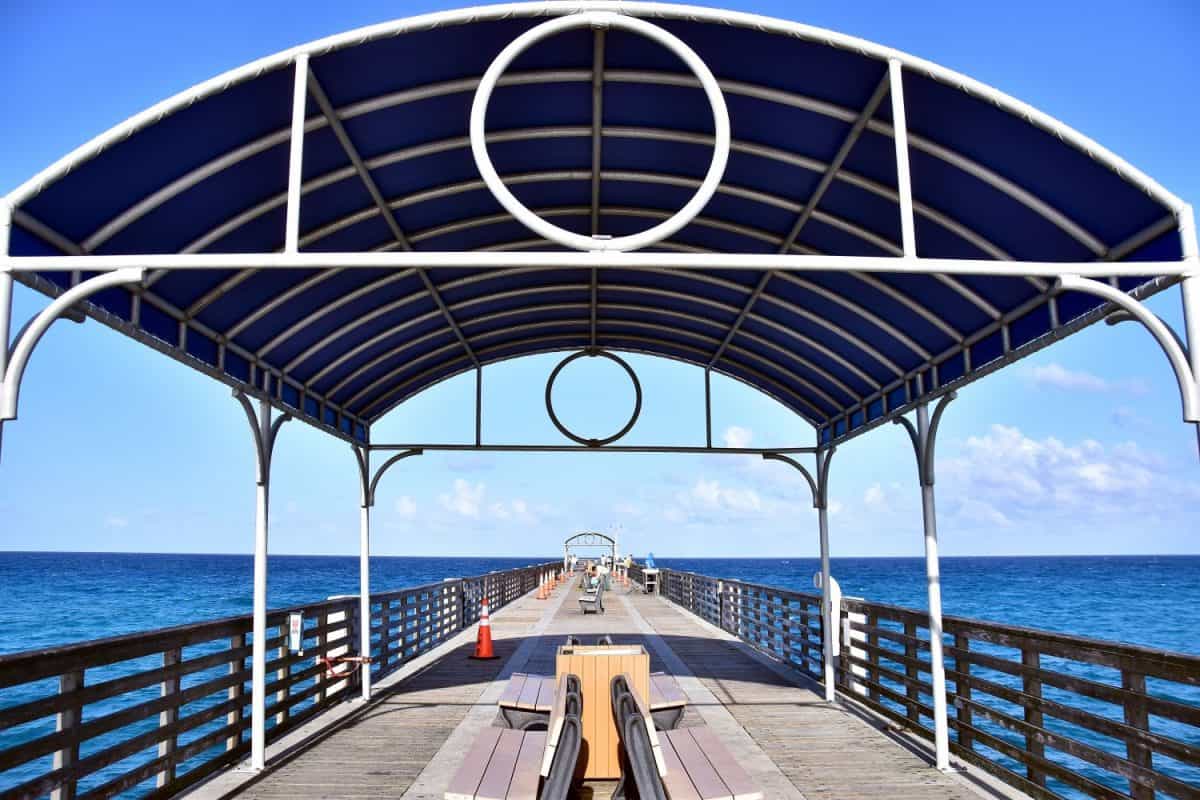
[500,670,686,730]
[612,674,762,800]
[579,582,605,614]
[447,674,581,800]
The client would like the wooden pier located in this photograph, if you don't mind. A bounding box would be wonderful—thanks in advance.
[196,577,989,800]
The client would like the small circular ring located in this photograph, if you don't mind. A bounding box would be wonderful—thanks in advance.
[545,350,643,447]
[470,11,730,252]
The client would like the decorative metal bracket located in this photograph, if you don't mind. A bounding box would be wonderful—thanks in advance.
[0,267,145,461]
[354,444,422,508]
[545,349,643,447]
[1057,274,1199,423]
[234,389,291,485]
[762,447,836,509]
[893,391,956,487]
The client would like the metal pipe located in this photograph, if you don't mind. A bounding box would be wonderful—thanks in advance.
[367,442,816,454]
[817,503,834,702]
[6,250,1187,278]
[916,403,951,771]
[358,502,372,701]
[1180,205,1200,455]
[888,60,916,258]
[285,55,310,254]
[250,397,271,770]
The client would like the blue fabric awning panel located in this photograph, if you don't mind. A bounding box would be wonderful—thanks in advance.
[6,4,1184,445]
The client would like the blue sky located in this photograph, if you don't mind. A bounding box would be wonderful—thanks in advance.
[1,0,1197,558]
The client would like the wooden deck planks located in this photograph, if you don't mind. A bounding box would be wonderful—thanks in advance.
[221,577,998,800]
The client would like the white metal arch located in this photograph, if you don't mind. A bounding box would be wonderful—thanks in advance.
[362,332,828,424]
[341,316,838,419]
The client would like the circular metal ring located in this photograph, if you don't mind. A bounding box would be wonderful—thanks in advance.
[545,350,643,447]
[469,11,730,252]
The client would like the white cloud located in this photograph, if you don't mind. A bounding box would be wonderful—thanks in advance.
[614,501,644,517]
[1024,363,1147,395]
[722,425,753,449]
[104,515,129,529]
[394,496,417,518]
[439,479,485,518]
[863,483,888,509]
[941,424,1195,524]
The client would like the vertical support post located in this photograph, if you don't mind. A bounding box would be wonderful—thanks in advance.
[274,620,288,727]
[474,366,483,447]
[51,669,83,800]
[157,647,181,788]
[285,54,310,254]
[359,500,372,701]
[867,611,880,702]
[704,368,713,449]
[1121,671,1154,800]
[227,633,245,752]
[916,402,951,771]
[903,620,920,721]
[1022,648,1046,787]
[888,58,917,258]
[1179,205,1200,455]
[817,501,835,701]
[954,633,973,752]
[235,388,288,771]
[250,398,271,770]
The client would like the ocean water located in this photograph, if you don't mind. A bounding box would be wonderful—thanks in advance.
[0,553,1197,798]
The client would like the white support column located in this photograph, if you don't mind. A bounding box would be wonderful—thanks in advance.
[817,501,835,701]
[285,54,310,254]
[358,500,372,701]
[235,390,290,772]
[889,58,917,258]
[250,398,271,771]
[916,403,951,771]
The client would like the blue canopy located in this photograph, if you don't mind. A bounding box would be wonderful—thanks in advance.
[5,2,1184,445]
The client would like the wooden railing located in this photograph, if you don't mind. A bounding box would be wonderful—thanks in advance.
[642,566,1200,800]
[0,561,556,799]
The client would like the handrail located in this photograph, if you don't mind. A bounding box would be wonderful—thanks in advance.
[0,560,558,799]
[639,564,1200,800]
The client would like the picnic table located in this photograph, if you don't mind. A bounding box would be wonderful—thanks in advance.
[499,670,687,730]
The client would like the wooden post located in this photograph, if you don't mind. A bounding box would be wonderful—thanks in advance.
[51,668,84,800]
[317,611,328,705]
[904,620,920,723]
[156,647,182,788]
[227,633,245,751]
[1021,648,1046,787]
[1122,671,1154,800]
[867,611,880,702]
[954,634,973,751]
[275,621,289,726]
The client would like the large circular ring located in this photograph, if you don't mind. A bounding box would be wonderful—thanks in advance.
[545,350,643,447]
[470,11,730,252]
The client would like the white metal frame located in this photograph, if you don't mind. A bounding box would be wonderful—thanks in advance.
[352,446,422,701]
[470,12,730,253]
[3,6,1199,782]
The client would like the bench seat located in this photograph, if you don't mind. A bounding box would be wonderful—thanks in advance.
[445,728,546,800]
[660,727,762,800]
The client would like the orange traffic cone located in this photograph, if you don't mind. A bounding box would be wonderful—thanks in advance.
[470,599,498,660]
[537,576,547,600]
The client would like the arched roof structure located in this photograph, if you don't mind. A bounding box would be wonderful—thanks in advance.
[2,1,1194,449]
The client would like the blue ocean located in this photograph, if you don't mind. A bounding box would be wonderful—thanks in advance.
[0,552,1197,798]
[2,553,1196,656]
